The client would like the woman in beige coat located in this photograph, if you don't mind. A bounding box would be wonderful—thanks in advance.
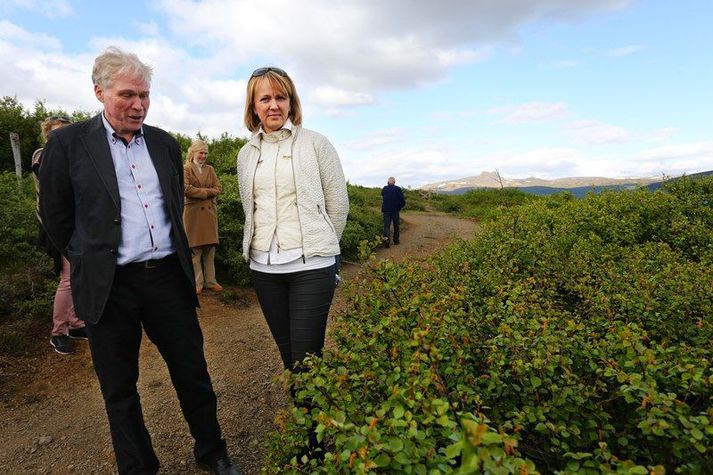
[183,139,222,294]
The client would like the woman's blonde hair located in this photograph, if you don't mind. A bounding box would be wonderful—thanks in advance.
[40,116,72,143]
[186,139,209,164]
[243,69,302,132]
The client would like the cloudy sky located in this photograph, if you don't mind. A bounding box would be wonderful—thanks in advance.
[1,0,711,187]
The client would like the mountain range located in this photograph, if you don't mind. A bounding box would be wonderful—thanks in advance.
[420,171,661,194]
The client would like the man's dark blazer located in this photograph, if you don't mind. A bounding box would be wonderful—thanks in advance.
[39,113,199,324]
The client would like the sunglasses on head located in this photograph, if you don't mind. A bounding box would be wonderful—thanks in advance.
[251,67,288,78]
[49,115,72,123]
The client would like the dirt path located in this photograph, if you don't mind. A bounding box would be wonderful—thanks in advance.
[0,212,476,474]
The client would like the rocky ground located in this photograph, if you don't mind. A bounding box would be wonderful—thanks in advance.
[0,211,476,474]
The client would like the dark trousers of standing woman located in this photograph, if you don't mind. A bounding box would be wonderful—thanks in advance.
[251,265,337,371]
[383,211,400,244]
[85,254,226,475]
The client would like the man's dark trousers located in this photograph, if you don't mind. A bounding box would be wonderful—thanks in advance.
[383,211,400,244]
[85,254,225,475]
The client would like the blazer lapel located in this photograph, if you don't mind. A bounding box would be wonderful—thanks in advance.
[81,114,120,210]
[190,162,209,187]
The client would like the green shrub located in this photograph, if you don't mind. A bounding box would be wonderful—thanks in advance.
[215,173,251,286]
[341,185,382,261]
[264,177,713,473]
[435,188,536,222]
[0,172,55,354]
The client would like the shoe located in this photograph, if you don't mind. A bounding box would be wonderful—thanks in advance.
[50,335,74,355]
[207,284,223,292]
[385,242,390,248]
[68,327,88,340]
[393,241,400,245]
[197,455,242,475]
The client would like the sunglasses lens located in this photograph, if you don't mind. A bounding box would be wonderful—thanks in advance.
[251,67,288,78]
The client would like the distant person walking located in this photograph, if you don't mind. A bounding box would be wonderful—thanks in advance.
[381,176,405,247]
[183,139,222,295]
[32,115,88,355]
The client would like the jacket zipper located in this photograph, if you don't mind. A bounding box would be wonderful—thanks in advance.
[247,146,260,261]
[287,130,307,262]
[273,140,280,260]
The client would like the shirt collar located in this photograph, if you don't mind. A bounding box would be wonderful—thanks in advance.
[101,112,144,146]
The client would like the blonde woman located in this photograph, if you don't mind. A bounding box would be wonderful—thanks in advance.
[32,115,87,355]
[237,67,349,371]
[183,139,222,294]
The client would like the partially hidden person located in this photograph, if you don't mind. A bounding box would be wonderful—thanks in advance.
[236,66,349,455]
[32,115,88,355]
[183,139,222,295]
[381,176,406,247]
[38,46,241,475]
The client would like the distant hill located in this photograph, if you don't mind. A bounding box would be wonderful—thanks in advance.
[646,170,713,191]
[439,183,648,197]
[421,171,660,197]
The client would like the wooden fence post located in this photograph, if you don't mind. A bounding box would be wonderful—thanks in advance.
[10,132,22,179]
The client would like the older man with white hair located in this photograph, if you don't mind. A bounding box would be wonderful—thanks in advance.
[39,46,241,475]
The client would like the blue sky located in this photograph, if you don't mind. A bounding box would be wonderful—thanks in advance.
[1,0,711,188]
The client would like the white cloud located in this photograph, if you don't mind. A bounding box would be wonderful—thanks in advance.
[0,23,96,111]
[645,127,677,143]
[133,20,161,37]
[7,0,73,18]
[342,146,472,188]
[0,20,62,50]
[569,120,632,145]
[436,47,493,66]
[156,0,631,102]
[312,87,376,109]
[635,142,713,162]
[345,128,406,151]
[491,101,569,124]
[493,147,584,178]
[604,44,644,57]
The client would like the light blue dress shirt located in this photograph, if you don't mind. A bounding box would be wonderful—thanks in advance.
[101,114,175,265]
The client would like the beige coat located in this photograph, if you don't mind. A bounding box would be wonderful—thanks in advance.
[183,162,221,247]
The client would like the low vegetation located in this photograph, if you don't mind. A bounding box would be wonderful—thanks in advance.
[266,176,713,473]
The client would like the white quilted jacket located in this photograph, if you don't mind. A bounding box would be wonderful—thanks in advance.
[237,126,349,261]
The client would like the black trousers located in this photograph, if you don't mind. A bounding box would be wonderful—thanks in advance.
[251,265,336,371]
[383,211,400,244]
[86,254,225,475]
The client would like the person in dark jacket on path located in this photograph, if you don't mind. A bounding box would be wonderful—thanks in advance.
[381,176,406,247]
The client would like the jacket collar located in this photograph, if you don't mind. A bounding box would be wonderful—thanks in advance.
[249,123,301,149]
